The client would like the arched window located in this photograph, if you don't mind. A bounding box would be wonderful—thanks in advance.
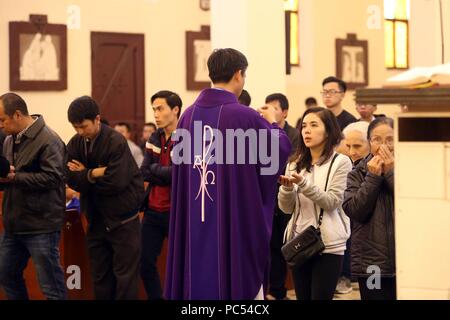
[285,0,299,74]
[384,0,410,69]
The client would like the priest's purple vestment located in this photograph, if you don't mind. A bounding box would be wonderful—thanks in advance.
[164,88,291,299]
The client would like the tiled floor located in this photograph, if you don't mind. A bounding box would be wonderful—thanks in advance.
[284,282,361,300]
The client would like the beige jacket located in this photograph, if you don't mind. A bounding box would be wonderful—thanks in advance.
[278,153,352,255]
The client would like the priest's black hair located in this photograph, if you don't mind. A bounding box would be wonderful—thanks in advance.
[208,48,248,84]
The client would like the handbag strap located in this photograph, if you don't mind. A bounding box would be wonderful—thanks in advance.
[317,153,339,229]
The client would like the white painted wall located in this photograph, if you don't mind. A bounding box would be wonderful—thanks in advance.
[2,0,449,141]
[211,0,286,108]
[0,0,210,142]
[410,0,442,67]
[286,0,450,126]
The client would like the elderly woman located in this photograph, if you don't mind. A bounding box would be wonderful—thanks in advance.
[335,120,371,295]
[342,121,370,164]
[342,117,396,300]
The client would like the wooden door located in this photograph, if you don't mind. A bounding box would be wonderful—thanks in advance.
[91,32,145,142]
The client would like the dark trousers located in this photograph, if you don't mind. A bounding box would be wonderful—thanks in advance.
[292,253,344,300]
[0,231,67,300]
[140,209,169,300]
[358,277,397,300]
[86,216,141,300]
[341,237,352,279]
[268,212,291,299]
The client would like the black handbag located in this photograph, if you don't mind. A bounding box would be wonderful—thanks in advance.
[281,154,338,268]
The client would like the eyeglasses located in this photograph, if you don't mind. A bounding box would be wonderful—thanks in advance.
[356,104,377,108]
[370,136,394,146]
[320,90,342,96]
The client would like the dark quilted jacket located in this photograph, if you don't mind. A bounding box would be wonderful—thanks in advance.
[343,154,396,277]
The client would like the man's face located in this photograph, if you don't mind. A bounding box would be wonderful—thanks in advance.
[152,98,179,130]
[114,125,131,140]
[0,101,20,135]
[322,82,345,109]
[266,100,288,126]
[71,116,100,139]
[356,104,377,119]
[142,125,155,141]
[345,130,370,162]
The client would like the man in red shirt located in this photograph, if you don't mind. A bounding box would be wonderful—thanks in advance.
[140,90,182,300]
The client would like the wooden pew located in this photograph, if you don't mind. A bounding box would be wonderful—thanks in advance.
[0,202,94,299]
[0,193,167,300]
[62,208,93,299]
[0,191,290,299]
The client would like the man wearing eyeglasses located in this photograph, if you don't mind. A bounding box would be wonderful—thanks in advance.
[321,77,357,296]
[321,76,357,131]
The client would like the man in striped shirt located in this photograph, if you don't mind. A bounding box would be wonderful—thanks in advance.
[140,90,182,300]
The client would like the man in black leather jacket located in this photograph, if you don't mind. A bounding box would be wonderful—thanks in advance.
[0,92,67,300]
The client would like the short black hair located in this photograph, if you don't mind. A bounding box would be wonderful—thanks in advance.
[322,76,347,93]
[367,116,394,140]
[208,48,248,84]
[265,93,289,111]
[68,96,100,124]
[305,97,317,106]
[115,122,131,132]
[238,89,251,106]
[144,122,157,130]
[151,90,183,118]
[0,92,29,117]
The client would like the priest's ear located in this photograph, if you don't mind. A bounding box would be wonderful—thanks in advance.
[233,69,246,82]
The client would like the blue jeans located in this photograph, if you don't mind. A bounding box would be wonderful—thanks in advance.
[0,231,67,300]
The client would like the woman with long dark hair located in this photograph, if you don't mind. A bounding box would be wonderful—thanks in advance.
[278,107,352,300]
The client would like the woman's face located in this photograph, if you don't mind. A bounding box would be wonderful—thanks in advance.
[301,112,327,150]
[345,130,370,162]
[369,124,394,156]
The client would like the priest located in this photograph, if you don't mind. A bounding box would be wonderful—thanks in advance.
[165,48,291,300]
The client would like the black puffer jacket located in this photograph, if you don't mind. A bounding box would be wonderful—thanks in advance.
[343,154,396,277]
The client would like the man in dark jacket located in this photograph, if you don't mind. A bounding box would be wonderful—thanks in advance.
[321,76,357,130]
[140,90,181,299]
[66,96,144,300]
[0,92,67,300]
[264,93,299,300]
